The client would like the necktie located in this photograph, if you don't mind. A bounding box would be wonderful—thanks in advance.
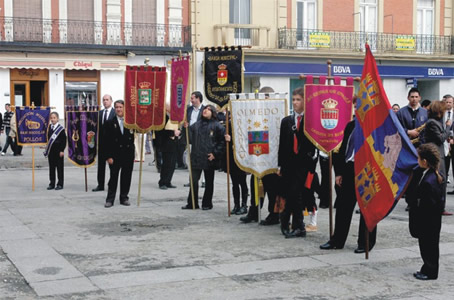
[103,109,108,124]
[293,115,302,154]
[448,111,451,120]
[119,118,124,134]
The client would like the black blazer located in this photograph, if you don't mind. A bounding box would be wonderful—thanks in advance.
[104,117,135,160]
[47,125,67,157]
[98,108,116,153]
[333,119,355,176]
[181,105,204,144]
[278,114,317,177]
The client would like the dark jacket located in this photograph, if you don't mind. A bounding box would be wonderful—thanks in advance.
[189,117,225,170]
[47,124,67,157]
[98,108,115,154]
[155,115,178,153]
[333,119,355,176]
[104,117,135,160]
[423,118,449,179]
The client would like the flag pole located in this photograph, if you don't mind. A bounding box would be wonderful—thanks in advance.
[85,169,88,192]
[365,227,369,260]
[226,109,231,216]
[32,145,35,191]
[328,152,333,237]
[137,133,145,206]
[186,126,196,209]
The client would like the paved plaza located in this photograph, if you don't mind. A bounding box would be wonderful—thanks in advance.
[0,146,454,299]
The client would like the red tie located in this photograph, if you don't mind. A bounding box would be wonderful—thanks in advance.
[294,115,302,154]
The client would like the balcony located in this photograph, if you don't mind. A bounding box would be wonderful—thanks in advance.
[214,24,270,48]
[278,28,452,56]
[0,17,191,53]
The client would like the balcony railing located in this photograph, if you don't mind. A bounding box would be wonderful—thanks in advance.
[278,28,451,55]
[214,24,270,48]
[0,17,191,48]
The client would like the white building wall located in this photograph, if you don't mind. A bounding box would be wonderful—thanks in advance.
[49,70,64,117]
[382,78,409,108]
[0,70,11,109]
[439,79,454,97]
[259,77,290,95]
[100,71,125,105]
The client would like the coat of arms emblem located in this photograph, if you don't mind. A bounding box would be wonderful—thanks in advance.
[217,64,228,86]
[248,131,269,156]
[320,98,339,130]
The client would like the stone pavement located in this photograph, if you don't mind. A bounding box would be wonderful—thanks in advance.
[0,148,454,299]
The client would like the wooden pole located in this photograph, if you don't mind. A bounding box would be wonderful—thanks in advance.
[254,175,259,224]
[365,227,369,260]
[329,152,334,238]
[226,109,231,216]
[32,145,35,191]
[137,133,145,207]
[186,126,196,209]
[85,169,88,192]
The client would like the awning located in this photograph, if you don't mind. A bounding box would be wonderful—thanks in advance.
[0,52,127,71]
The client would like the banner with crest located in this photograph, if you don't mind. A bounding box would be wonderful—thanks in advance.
[124,66,167,133]
[65,106,99,167]
[304,84,354,153]
[170,56,190,125]
[204,47,243,109]
[16,106,51,146]
[230,93,288,178]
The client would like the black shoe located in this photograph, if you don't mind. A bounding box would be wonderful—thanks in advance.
[259,215,280,225]
[320,241,341,250]
[354,247,366,254]
[240,215,258,223]
[285,228,307,238]
[182,204,199,210]
[231,206,240,215]
[47,185,55,190]
[281,228,290,236]
[413,271,436,280]
[447,190,454,195]
[184,183,191,187]
[166,184,177,188]
[159,185,168,190]
[202,206,213,210]
[92,186,104,192]
[120,200,131,206]
[55,186,63,190]
[237,206,247,215]
[104,202,113,208]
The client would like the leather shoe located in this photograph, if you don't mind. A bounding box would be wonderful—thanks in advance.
[55,186,63,190]
[159,185,168,190]
[413,271,435,280]
[47,185,55,190]
[182,204,199,210]
[259,217,280,225]
[320,241,340,250]
[240,215,258,223]
[166,184,177,188]
[120,200,131,206]
[447,190,454,195]
[104,202,113,208]
[184,183,191,187]
[354,247,366,254]
[442,210,453,216]
[202,206,213,210]
[285,228,306,238]
[92,186,104,192]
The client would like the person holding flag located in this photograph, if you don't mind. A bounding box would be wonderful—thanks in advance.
[44,112,67,190]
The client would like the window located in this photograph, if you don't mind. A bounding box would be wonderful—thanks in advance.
[296,0,317,47]
[67,0,95,44]
[359,0,377,33]
[417,0,434,35]
[229,0,251,45]
[13,0,42,42]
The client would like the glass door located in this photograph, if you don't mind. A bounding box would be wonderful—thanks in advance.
[11,81,30,107]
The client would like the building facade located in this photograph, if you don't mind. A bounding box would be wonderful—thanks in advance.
[0,0,191,116]
[191,0,454,110]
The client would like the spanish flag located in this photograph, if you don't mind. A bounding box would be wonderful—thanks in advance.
[354,44,418,231]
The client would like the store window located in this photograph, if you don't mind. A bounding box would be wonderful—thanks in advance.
[64,70,99,106]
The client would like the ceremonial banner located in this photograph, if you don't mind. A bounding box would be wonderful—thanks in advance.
[304,84,354,153]
[354,44,418,231]
[66,106,99,167]
[16,106,51,146]
[125,66,167,133]
[204,47,243,109]
[170,56,190,125]
[230,93,288,177]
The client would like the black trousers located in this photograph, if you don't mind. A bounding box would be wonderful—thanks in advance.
[187,168,215,208]
[48,155,64,187]
[230,165,248,207]
[159,151,177,187]
[2,128,13,153]
[97,151,108,188]
[330,162,376,249]
[106,154,134,204]
[248,174,279,218]
[319,156,330,207]
[13,137,22,155]
[176,139,186,167]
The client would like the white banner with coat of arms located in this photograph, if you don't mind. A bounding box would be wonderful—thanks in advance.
[230,94,288,178]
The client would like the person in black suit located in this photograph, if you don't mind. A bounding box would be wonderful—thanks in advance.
[46,112,67,190]
[277,87,317,238]
[407,143,444,280]
[93,94,115,192]
[320,114,377,253]
[157,114,180,189]
[104,100,135,208]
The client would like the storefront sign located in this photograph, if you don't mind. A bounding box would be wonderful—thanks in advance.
[309,32,331,48]
[395,35,416,51]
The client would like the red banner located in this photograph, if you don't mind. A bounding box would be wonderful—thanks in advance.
[304,84,354,153]
[124,66,166,133]
[170,56,190,125]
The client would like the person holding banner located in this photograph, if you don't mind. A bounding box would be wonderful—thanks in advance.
[45,112,67,190]
[277,88,317,238]
[104,100,134,208]
[182,105,225,210]
[93,94,115,192]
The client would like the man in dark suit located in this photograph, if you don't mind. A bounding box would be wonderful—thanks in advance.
[104,100,135,208]
[157,114,180,189]
[320,116,377,253]
[278,87,317,238]
[93,94,115,192]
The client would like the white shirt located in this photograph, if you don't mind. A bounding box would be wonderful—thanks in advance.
[190,106,201,126]
[443,109,453,154]
[117,116,124,134]
[294,112,303,127]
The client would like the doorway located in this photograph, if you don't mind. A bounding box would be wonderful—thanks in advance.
[10,69,49,107]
